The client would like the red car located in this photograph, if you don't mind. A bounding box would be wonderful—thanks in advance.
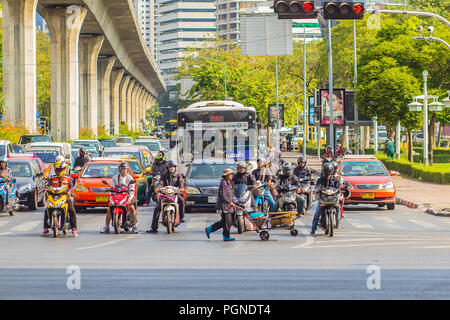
[338,155,397,210]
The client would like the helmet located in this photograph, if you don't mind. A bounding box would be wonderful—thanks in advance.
[281,162,293,176]
[54,160,67,177]
[236,161,247,170]
[279,159,286,166]
[118,162,129,172]
[326,145,332,151]
[79,147,86,156]
[55,155,64,163]
[0,156,8,166]
[155,154,164,163]
[322,162,334,177]
[298,156,307,166]
[167,160,176,168]
[345,150,352,155]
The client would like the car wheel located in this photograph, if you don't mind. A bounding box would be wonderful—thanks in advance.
[27,190,38,211]
[387,204,395,210]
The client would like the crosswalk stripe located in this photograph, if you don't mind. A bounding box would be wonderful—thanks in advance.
[347,221,374,229]
[409,219,439,229]
[10,221,41,232]
[0,221,10,228]
[371,216,401,228]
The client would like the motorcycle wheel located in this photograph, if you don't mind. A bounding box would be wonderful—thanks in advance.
[113,214,120,234]
[328,213,334,237]
[9,208,15,216]
[167,212,173,234]
[335,213,340,229]
[259,231,270,241]
[237,215,244,234]
[52,214,59,238]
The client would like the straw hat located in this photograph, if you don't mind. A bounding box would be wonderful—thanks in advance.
[222,168,234,177]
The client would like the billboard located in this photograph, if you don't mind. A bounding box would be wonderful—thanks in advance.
[308,96,315,126]
[268,104,284,127]
[343,90,373,126]
[319,89,345,126]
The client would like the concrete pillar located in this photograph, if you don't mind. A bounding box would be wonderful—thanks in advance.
[79,36,104,134]
[126,80,137,131]
[119,75,131,129]
[110,69,124,135]
[132,85,143,132]
[2,0,38,132]
[97,56,116,132]
[40,6,87,141]
[138,88,146,132]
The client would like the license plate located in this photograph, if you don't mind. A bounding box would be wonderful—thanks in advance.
[96,196,109,202]
[362,193,375,199]
[208,196,217,203]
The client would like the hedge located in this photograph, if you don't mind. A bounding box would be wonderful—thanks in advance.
[375,154,450,185]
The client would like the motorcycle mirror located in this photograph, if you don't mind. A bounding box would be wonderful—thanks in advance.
[70,173,78,179]
[101,180,109,185]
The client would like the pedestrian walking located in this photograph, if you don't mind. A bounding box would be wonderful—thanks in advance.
[386,138,395,160]
[205,169,236,241]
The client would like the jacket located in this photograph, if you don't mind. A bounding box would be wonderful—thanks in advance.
[216,179,234,213]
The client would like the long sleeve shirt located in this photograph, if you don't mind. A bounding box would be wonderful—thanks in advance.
[216,179,234,213]
[293,166,312,180]
[156,172,184,189]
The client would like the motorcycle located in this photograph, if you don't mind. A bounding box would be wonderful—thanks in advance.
[45,176,70,237]
[158,185,181,234]
[254,181,271,215]
[318,187,341,237]
[233,184,252,234]
[278,184,298,212]
[102,179,136,234]
[151,174,161,202]
[0,178,19,216]
[298,177,315,211]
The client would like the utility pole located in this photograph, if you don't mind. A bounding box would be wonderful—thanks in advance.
[423,70,429,166]
[327,19,334,154]
[353,20,360,155]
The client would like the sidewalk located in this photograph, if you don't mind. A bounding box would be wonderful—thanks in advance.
[281,151,450,216]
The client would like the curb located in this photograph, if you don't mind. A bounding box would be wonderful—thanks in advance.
[396,196,450,217]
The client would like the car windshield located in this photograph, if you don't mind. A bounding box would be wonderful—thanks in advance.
[13,145,24,154]
[134,141,160,151]
[9,162,32,177]
[341,162,388,176]
[116,137,133,144]
[0,146,4,158]
[33,151,59,163]
[127,161,142,174]
[103,151,141,162]
[81,164,120,178]
[74,141,98,150]
[187,163,233,179]
[100,140,116,148]
[31,136,51,143]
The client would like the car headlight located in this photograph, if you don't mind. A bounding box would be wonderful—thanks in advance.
[382,181,394,189]
[75,184,89,192]
[19,184,32,194]
[187,186,200,194]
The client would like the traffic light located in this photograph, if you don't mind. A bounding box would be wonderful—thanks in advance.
[323,2,365,20]
[274,0,317,19]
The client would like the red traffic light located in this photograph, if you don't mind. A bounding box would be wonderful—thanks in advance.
[353,4,364,15]
[302,2,314,13]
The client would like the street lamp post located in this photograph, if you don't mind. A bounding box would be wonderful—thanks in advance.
[423,70,429,166]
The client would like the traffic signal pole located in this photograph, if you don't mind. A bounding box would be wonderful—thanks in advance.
[327,19,334,154]
[353,20,360,155]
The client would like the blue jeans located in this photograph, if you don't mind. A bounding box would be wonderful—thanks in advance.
[264,189,276,212]
[311,203,323,232]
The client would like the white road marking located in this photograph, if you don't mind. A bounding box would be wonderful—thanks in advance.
[76,235,136,250]
[409,219,440,229]
[0,232,11,236]
[347,221,374,229]
[291,220,315,248]
[371,216,401,228]
[419,245,450,249]
[10,221,41,232]
[312,241,434,249]
[0,221,10,228]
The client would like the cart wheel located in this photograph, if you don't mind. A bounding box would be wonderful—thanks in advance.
[259,231,270,241]
[290,229,298,237]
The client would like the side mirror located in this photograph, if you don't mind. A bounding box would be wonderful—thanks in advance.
[70,173,78,179]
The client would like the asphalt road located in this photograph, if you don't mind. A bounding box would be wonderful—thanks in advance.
[1,202,449,299]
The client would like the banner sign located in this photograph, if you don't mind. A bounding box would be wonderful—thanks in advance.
[319,89,345,126]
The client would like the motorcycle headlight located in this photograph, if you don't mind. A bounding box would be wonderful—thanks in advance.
[75,184,89,192]
[382,181,394,189]
[186,186,200,194]
[19,184,32,194]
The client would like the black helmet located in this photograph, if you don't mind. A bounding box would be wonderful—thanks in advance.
[298,156,307,165]
[118,162,129,171]
[281,162,292,176]
[322,162,334,177]
[79,147,86,156]
[326,145,332,151]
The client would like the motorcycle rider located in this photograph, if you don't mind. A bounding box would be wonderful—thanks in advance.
[233,161,257,188]
[144,151,168,206]
[41,159,78,237]
[101,162,138,234]
[0,157,13,208]
[293,156,312,180]
[147,160,185,234]
[275,162,305,215]
[74,147,89,168]
[321,145,336,162]
[251,158,276,212]
[310,161,341,235]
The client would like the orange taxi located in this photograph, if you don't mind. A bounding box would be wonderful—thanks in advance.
[337,155,397,210]
[71,158,139,212]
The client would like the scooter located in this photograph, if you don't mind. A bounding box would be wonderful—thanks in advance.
[298,177,314,211]
[102,179,136,234]
[254,181,271,215]
[278,184,298,212]
[233,184,252,234]
[0,178,19,216]
[158,186,181,234]
[318,187,341,237]
[45,176,70,238]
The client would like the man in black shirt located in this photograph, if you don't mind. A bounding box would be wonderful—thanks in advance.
[233,161,256,188]
[275,163,305,214]
[73,147,89,168]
